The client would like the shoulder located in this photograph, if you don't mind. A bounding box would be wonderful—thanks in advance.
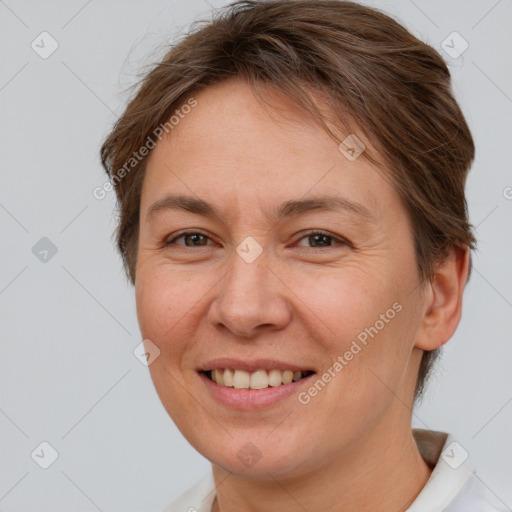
[161,472,216,512]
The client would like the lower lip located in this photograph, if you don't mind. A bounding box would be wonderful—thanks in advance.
[199,372,315,410]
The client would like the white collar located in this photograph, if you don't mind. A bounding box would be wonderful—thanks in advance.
[407,429,475,511]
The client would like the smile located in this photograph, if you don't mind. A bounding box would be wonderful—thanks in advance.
[204,368,315,390]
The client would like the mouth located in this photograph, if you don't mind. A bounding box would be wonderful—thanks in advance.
[200,368,316,390]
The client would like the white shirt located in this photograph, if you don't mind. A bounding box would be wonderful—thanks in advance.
[162,429,509,512]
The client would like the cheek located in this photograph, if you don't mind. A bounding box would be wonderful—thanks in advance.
[288,264,398,348]
[134,264,209,425]
[291,265,418,399]
[136,266,185,347]
[135,263,217,358]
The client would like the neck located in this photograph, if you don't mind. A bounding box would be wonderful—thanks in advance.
[211,420,432,512]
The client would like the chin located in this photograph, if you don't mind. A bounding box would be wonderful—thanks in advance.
[188,428,315,480]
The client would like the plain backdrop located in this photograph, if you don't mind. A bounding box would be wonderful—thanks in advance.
[1,0,511,511]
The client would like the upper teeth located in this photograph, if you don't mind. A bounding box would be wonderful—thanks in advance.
[211,369,305,389]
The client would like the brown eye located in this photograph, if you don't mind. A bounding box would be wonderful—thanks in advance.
[307,233,334,247]
[296,231,349,249]
[167,232,211,247]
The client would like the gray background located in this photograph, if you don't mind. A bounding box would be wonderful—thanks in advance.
[1,0,511,510]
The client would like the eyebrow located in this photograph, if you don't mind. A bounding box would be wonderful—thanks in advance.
[146,194,374,223]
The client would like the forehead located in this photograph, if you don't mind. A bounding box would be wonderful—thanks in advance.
[142,80,398,221]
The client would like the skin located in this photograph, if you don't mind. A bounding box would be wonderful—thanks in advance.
[135,78,470,512]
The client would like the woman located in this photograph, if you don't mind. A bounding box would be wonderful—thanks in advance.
[100,1,504,510]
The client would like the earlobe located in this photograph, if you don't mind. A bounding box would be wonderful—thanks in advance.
[415,246,470,351]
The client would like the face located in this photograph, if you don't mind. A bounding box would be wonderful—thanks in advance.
[135,79,427,479]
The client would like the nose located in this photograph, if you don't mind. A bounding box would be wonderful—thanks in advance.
[207,251,293,339]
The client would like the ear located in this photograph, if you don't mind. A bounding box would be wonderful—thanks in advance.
[415,246,470,351]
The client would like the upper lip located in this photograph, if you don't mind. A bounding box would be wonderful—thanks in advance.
[197,358,315,373]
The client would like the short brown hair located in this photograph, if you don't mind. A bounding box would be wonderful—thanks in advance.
[100,0,476,401]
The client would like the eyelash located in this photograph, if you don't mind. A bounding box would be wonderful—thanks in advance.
[164,230,351,249]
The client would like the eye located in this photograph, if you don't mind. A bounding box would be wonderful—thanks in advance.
[296,230,349,249]
[165,231,212,247]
